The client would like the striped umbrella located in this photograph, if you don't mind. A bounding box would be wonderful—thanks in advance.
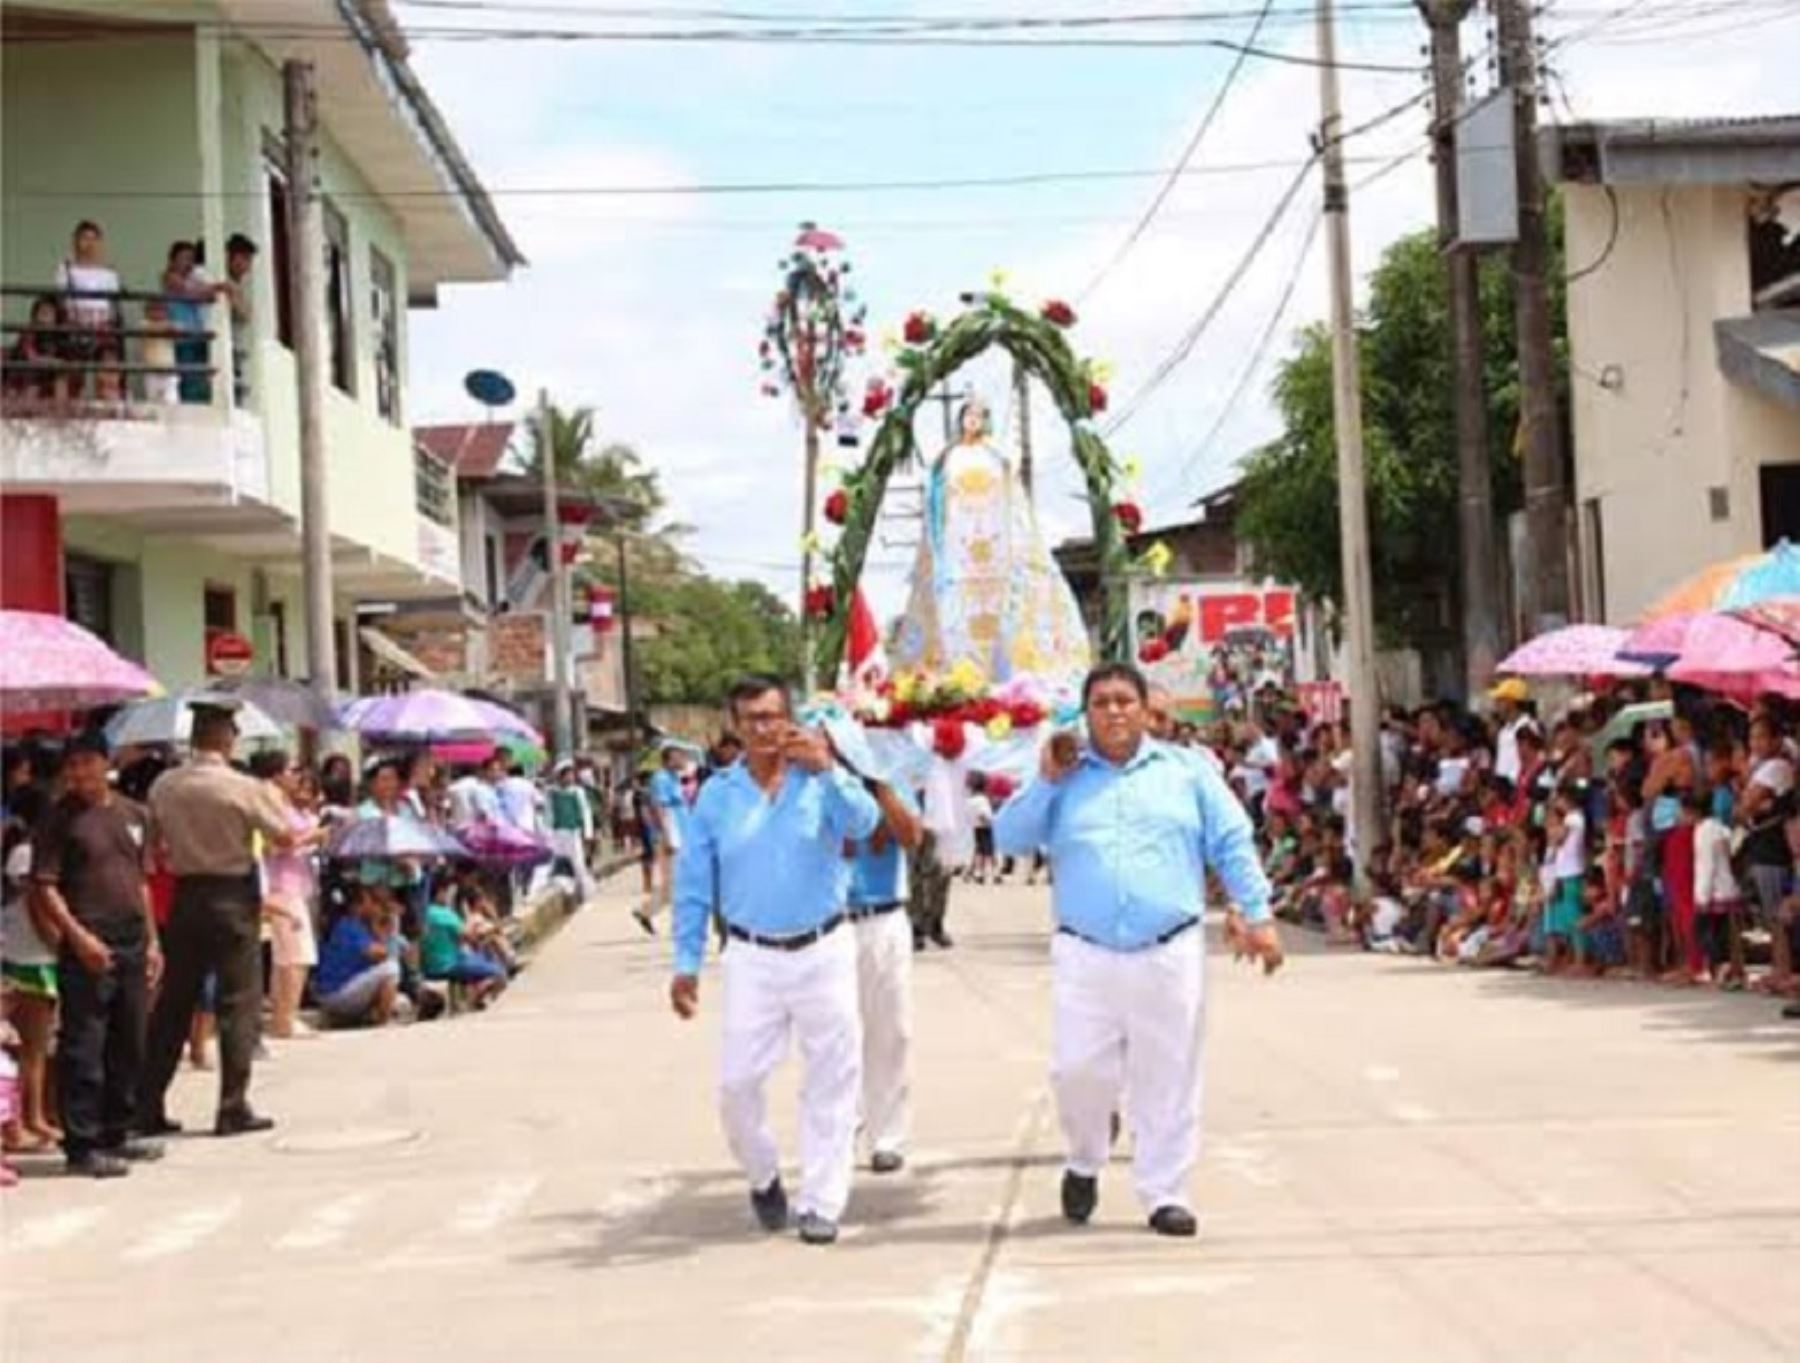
[1641,541,1800,619]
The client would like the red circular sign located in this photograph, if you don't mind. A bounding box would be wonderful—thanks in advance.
[206,631,255,677]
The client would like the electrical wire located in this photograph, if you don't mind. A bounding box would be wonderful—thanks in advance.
[1077,0,1282,304]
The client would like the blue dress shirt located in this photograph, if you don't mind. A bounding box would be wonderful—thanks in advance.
[994,738,1272,948]
[673,761,881,976]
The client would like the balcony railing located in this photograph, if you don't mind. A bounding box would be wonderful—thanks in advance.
[1,284,227,418]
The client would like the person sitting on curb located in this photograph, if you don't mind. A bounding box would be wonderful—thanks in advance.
[313,887,402,1028]
[419,879,507,1009]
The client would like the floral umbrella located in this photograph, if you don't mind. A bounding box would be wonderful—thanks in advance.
[0,609,158,711]
[1641,540,1800,619]
[1497,624,1648,677]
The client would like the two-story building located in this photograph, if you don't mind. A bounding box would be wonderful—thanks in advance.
[1544,116,1800,622]
[1,1,521,691]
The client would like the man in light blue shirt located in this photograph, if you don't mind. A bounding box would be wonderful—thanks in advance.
[640,747,689,932]
[670,676,880,1246]
[996,662,1282,1239]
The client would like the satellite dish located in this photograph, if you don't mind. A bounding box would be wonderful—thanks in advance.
[464,368,516,412]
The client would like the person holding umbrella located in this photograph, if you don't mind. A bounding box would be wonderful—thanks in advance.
[138,700,293,1139]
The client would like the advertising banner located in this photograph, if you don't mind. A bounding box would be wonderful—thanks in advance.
[1127,579,1298,722]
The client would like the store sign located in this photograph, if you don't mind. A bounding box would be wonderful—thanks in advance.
[206,630,255,677]
[1126,580,1300,721]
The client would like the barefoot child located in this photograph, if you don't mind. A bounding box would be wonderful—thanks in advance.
[1540,784,1587,974]
[1,791,60,1154]
[1694,791,1746,987]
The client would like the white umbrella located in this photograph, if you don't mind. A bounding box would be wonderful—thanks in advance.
[104,692,285,749]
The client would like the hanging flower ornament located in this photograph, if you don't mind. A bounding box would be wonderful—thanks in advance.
[1112,501,1144,535]
[757,221,868,430]
[902,311,937,347]
[804,584,836,619]
[1041,299,1077,328]
[823,488,849,525]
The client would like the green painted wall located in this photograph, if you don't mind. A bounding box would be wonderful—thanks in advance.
[1,35,203,311]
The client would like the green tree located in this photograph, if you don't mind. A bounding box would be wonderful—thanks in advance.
[631,577,801,705]
[1235,214,1568,648]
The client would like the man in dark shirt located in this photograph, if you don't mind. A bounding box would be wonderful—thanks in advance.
[31,734,163,1177]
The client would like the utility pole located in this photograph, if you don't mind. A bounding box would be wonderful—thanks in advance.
[1495,0,1570,633]
[614,531,637,747]
[1420,0,1501,697]
[1316,0,1384,868]
[799,411,821,697]
[1013,358,1034,499]
[539,388,574,761]
[284,60,335,699]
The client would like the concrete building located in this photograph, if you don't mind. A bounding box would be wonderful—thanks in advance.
[1544,116,1800,622]
[0,2,521,692]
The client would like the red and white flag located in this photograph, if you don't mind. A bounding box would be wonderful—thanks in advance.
[845,587,886,688]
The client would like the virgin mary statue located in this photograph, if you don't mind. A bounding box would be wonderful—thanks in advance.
[891,395,1091,689]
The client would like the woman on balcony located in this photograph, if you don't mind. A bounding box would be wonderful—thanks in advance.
[52,220,121,402]
[162,240,222,405]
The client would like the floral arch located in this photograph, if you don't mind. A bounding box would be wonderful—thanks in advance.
[812,291,1138,683]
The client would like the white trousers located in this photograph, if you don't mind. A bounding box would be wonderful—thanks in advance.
[1050,927,1206,1214]
[548,829,595,903]
[853,909,913,1157]
[719,924,862,1221]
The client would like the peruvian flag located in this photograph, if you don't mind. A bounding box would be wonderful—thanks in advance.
[845,587,886,687]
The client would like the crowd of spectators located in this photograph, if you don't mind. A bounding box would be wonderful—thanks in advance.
[0,730,633,1184]
[3,219,257,409]
[1194,679,1800,1021]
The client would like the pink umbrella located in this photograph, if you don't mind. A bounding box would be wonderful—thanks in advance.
[1732,597,1800,648]
[0,609,158,711]
[795,224,843,252]
[1663,611,1800,696]
[1617,611,1707,667]
[1497,624,1648,677]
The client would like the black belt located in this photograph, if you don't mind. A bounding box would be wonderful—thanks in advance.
[725,913,846,952]
[1056,916,1200,952]
[847,901,904,922]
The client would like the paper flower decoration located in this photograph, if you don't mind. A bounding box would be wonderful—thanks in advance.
[1142,541,1174,577]
[862,377,893,419]
[946,657,987,696]
[902,311,936,346]
[799,530,822,555]
[931,716,967,761]
[1112,501,1143,535]
[824,489,848,525]
[804,584,836,619]
[1088,382,1109,415]
[1041,299,1076,328]
[985,713,1014,741]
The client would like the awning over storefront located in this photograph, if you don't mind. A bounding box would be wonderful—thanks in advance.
[359,626,438,680]
[1716,311,1800,411]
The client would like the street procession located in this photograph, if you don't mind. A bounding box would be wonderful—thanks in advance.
[3,2,1799,1361]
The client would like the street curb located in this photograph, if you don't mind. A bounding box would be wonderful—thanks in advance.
[509,853,637,957]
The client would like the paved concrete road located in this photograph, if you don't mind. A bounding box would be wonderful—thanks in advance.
[5,873,1798,1363]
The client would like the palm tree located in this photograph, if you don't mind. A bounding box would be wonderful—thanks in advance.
[523,400,689,585]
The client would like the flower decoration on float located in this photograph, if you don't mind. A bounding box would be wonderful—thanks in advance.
[823,488,849,525]
[931,716,967,761]
[804,584,836,619]
[1141,541,1174,578]
[1041,299,1077,328]
[1112,501,1144,535]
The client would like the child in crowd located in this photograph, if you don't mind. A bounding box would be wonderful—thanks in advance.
[420,878,507,1009]
[1693,789,1746,988]
[1660,793,1703,985]
[1,789,59,1154]
[1539,784,1587,974]
[140,300,180,405]
[1573,865,1625,976]
[5,295,67,403]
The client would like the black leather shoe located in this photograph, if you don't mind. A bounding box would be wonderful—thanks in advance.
[1148,1205,1198,1238]
[214,1109,276,1138]
[66,1150,131,1179]
[136,1114,183,1137]
[870,1150,905,1175]
[1061,1170,1098,1224]
[796,1212,839,1245]
[929,928,954,949]
[101,1138,165,1163]
[750,1177,789,1232]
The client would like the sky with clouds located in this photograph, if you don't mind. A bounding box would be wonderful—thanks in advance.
[400,0,1800,619]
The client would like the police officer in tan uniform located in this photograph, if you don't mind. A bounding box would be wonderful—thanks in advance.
[138,701,292,1137]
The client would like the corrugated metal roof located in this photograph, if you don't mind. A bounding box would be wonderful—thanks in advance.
[1545,115,1800,186]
